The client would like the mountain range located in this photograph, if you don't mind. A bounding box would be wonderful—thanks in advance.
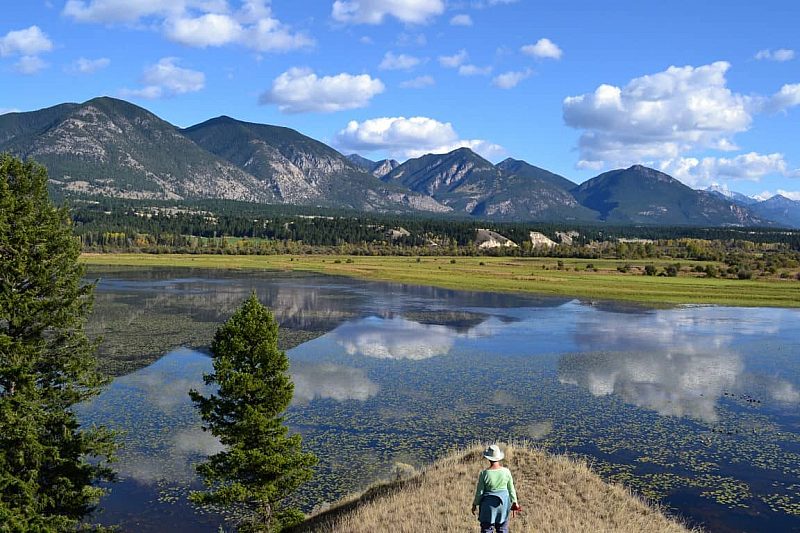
[1,96,798,228]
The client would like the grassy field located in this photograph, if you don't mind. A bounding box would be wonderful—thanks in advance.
[289,443,694,533]
[81,254,800,308]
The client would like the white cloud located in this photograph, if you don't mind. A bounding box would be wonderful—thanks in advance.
[379,51,421,70]
[564,62,800,171]
[334,116,504,159]
[63,0,185,23]
[450,14,473,26]
[0,26,54,57]
[167,13,242,47]
[65,0,312,52]
[458,64,492,76]
[563,61,762,167]
[768,83,800,113]
[67,57,111,74]
[755,48,795,62]
[332,0,445,24]
[400,75,434,88]
[120,57,205,99]
[14,55,48,74]
[492,68,532,88]
[659,152,796,188]
[260,67,385,113]
[438,49,468,68]
[521,38,562,60]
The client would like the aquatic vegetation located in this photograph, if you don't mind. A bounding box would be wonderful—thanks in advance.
[79,268,800,531]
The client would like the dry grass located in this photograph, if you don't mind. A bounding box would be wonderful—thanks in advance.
[290,444,696,533]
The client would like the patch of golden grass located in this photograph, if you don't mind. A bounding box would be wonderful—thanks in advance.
[290,444,696,533]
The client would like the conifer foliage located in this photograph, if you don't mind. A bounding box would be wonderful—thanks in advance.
[190,294,317,532]
[0,154,116,530]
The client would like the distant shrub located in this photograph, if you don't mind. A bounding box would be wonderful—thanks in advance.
[737,270,753,280]
[664,264,679,277]
[586,263,595,271]
[479,261,485,266]
[644,265,657,276]
[450,259,456,264]
[334,259,342,264]
[704,265,718,278]
[346,258,354,263]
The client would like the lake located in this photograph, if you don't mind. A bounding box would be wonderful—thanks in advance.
[78,267,800,532]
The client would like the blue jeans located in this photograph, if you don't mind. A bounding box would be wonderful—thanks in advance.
[480,521,509,533]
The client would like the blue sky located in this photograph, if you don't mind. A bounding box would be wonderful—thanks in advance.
[1,0,798,198]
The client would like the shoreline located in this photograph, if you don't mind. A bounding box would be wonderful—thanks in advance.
[81,253,800,308]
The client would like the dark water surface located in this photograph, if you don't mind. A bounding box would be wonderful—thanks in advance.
[78,268,800,532]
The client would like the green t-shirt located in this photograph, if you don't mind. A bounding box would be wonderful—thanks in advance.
[473,467,517,506]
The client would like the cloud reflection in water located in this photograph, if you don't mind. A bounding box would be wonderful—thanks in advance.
[560,308,799,422]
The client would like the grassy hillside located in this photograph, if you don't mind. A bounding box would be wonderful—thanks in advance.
[290,444,693,533]
[81,254,800,308]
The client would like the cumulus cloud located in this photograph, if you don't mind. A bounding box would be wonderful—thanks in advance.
[755,48,795,62]
[334,116,504,159]
[492,68,532,89]
[260,67,385,113]
[767,83,800,113]
[563,62,800,174]
[120,57,204,99]
[332,0,445,24]
[400,75,434,88]
[438,49,468,68]
[14,55,48,74]
[63,0,184,23]
[521,38,562,60]
[450,14,473,26]
[65,0,312,52]
[379,51,421,70]
[563,62,756,167]
[67,57,111,74]
[0,26,53,57]
[166,8,313,51]
[1,26,53,74]
[659,152,797,187]
[458,64,492,76]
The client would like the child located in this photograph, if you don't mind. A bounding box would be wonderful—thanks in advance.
[472,444,522,533]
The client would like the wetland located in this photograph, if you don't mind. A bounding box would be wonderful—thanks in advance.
[79,267,800,532]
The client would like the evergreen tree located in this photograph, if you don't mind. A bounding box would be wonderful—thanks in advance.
[190,294,317,532]
[0,154,116,530]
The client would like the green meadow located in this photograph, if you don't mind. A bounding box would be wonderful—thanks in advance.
[82,254,800,308]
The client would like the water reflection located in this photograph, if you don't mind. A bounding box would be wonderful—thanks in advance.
[560,307,799,422]
[559,351,743,422]
[79,269,800,533]
[330,315,505,360]
[292,362,379,404]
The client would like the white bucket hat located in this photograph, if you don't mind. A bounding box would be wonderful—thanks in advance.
[483,444,504,462]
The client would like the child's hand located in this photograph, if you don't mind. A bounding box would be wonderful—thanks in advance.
[471,505,477,515]
[510,502,522,517]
